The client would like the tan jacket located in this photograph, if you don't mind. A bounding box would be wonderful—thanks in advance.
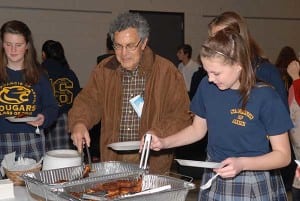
[68,47,192,173]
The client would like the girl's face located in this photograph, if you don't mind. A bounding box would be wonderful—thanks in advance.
[201,57,242,90]
[3,33,28,69]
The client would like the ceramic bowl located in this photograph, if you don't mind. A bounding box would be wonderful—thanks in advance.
[42,149,82,170]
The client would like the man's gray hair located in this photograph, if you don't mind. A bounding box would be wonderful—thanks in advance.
[109,12,150,41]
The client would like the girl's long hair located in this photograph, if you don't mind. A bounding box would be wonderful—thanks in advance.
[201,28,255,109]
[0,20,40,84]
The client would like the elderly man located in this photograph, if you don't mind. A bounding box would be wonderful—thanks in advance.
[68,12,191,174]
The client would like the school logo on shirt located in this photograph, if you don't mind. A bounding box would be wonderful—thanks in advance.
[230,108,254,127]
[0,82,36,116]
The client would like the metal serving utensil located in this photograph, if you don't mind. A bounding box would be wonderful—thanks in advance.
[139,133,152,169]
[82,145,92,178]
[69,144,92,181]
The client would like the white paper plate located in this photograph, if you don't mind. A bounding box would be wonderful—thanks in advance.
[295,160,300,166]
[175,159,222,169]
[107,141,140,151]
[5,116,38,123]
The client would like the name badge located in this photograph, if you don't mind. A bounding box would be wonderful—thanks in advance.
[129,95,144,118]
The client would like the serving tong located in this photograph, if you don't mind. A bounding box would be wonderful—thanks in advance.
[81,134,154,200]
[69,144,92,181]
[139,133,152,170]
[83,145,92,177]
[81,184,171,200]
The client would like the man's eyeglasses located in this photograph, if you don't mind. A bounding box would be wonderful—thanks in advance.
[113,39,142,51]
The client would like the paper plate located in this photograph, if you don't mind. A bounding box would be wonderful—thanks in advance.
[175,159,222,169]
[107,141,140,151]
[5,116,39,123]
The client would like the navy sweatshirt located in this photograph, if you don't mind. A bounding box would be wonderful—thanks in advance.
[42,59,80,116]
[0,67,58,133]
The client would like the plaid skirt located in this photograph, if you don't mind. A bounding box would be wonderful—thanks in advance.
[44,113,75,151]
[198,169,287,201]
[0,131,45,162]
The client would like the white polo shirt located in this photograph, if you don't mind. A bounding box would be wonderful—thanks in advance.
[178,59,199,91]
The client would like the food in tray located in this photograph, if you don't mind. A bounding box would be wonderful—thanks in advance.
[15,113,27,118]
[82,164,91,178]
[69,176,142,199]
[54,179,69,184]
[5,115,38,123]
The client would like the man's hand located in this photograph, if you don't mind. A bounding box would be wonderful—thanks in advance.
[70,123,91,153]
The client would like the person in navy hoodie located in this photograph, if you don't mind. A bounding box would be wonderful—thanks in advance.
[0,20,58,162]
[41,40,80,151]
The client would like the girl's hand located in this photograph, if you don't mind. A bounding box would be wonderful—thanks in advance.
[214,157,244,178]
[287,60,300,81]
[27,113,45,127]
[139,132,165,152]
[296,166,300,179]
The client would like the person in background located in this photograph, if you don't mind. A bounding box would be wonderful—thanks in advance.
[68,12,191,174]
[144,28,292,200]
[0,20,58,162]
[208,11,288,109]
[189,54,207,99]
[275,46,299,192]
[176,44,199,98]
[41,40,80,151]
[97,33,115,64]
[286,60,300,201]
[276,46,298,92]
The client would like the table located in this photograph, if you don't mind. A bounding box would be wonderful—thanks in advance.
[0,186,34,201]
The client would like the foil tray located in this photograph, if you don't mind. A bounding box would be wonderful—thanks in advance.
[56,173,195,201]
[22,161,146,200]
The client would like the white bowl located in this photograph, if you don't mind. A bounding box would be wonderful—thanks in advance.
[42,149,82,170]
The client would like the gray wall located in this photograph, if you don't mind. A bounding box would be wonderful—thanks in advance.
[0,0,299,86]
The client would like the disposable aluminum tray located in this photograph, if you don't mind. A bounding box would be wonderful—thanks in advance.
[22,161,146,201]
[56,173,195,201]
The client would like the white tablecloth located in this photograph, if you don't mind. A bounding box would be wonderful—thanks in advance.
[0,186,34,201]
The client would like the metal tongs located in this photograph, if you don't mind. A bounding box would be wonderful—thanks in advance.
[82,144,92,178]
[139,133,152,169]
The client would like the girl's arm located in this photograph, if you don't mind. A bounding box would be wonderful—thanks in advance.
[148,115,207,151]
[215,133,291,178]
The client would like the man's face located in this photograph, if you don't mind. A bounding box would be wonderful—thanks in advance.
[113,28,147,70]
